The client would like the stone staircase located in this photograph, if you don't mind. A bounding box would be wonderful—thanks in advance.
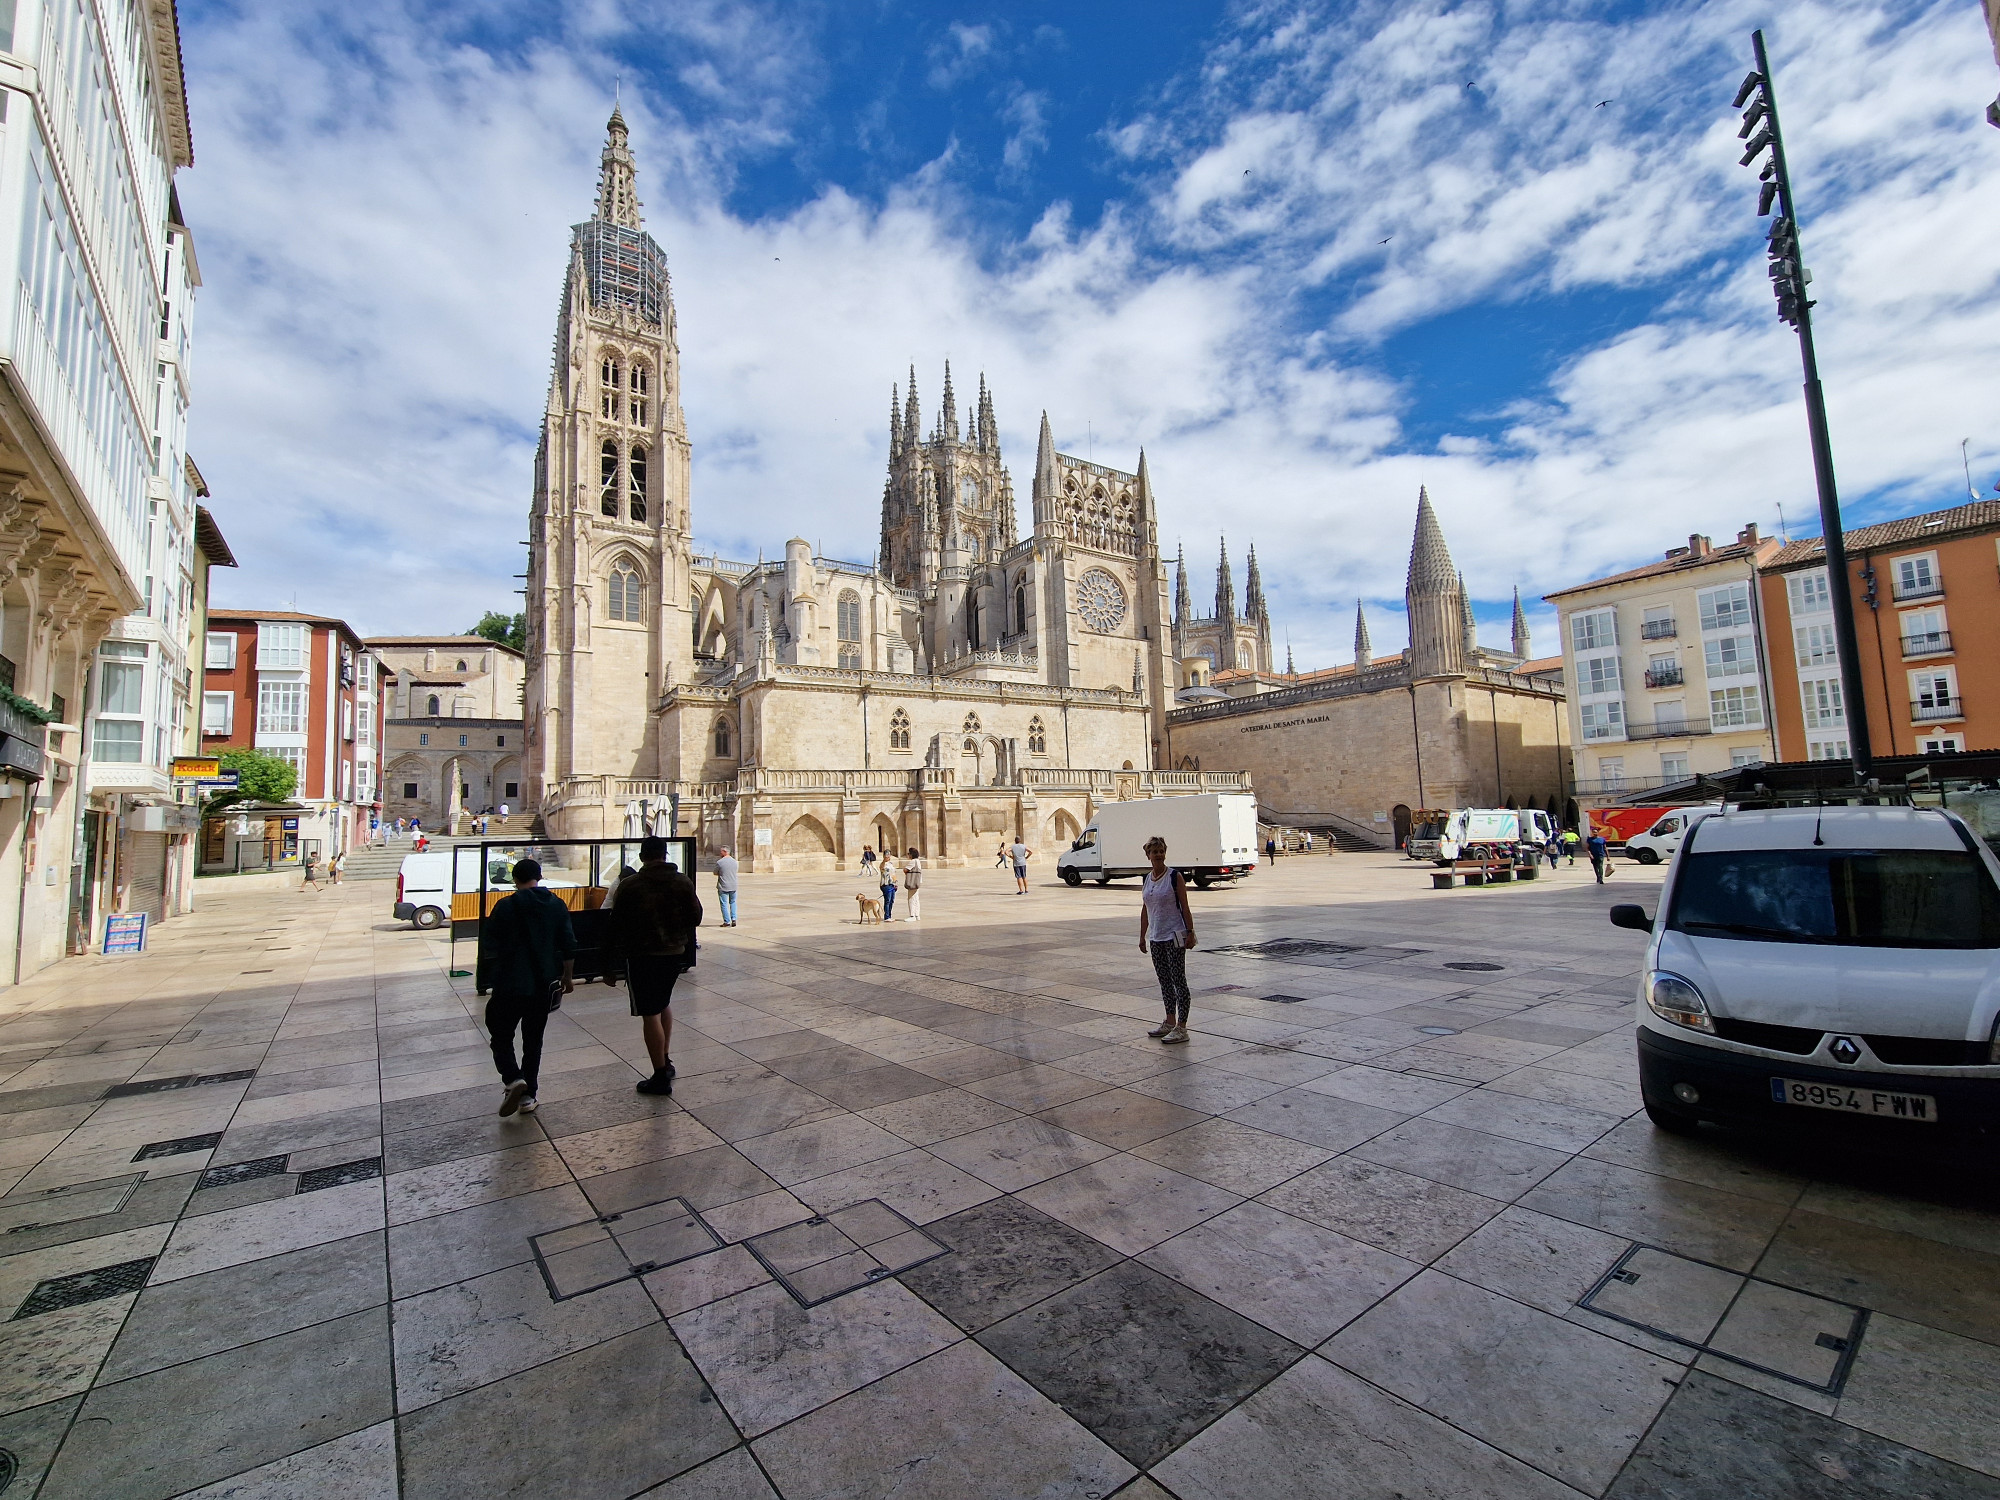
[341,816,547,881]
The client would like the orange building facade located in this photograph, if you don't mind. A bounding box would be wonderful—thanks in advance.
[1758,501,2000,763]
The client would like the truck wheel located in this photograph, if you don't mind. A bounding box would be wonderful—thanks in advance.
[1193,875,1212,889]
[1062,869,1082,887]
[1636,848,1661,866]
[1096,876,1111,886]
[413,906,446,931]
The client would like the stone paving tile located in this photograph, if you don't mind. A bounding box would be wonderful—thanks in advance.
[1223,1086,1408,1153]
[153,1178,386,1282]
[397,1324,737,1500]
[1605,1370,2000,1499]
[1756,1210,2000,1345]
[961,1062,1110,1112]
[928,1117,1118,1193]
[384,1141,572,1225]
[1034,1086,1208,1150]
[1324,1269,1681,1493]
[387,1183,596,1297]
[174,1419,399,1500]
[1422,1087,1626,1154]
[1835,1313,2000,1478]
[790,1146,1000,1225]
[754,1339,1135,1499]
[857,1085,1022,1145]
[1128,1117,1336,1197]
[550,1112,723,1178]
[1520,1157,1795,1272]
[899,1195,1123,1332]
[1431,1205,1631,1318]
[1349,1116,1570,1201]
[671,1278,961,1436]
[1017,1152,1241,1256]
[1258,1157,1504,1262]
[37,1307,392,1500]
[976,1261,1303,1469]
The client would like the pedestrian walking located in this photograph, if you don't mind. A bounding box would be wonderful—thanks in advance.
[1009,837,1034,894]
[1139,836,1197,1044]
[328,850,345,885]
[1587,830,1610,884]
[608,836,702,1096]
[903,847,923,920]
[994,842,1010,869]
[715,847,738,927]
[1266,836,1279,863]
[1562,828,1580,866]
[476,858,575,1116]
[499,803,510,820]
[300,852,321,892]
[879,850,900,920]
[1544,835,1560,871]
[859,845,877,881]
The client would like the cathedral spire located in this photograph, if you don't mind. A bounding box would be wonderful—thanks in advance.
[941,361,958,445]
[903,367,921,450]
[974,374,990,449]
[1032,411,1058,527]
[1286,637,1296,675]
[595,106,643,228]
[1511,586,1531,658]
[888,384,902,460]
[1245,543,1267,625]
[1354,600,1372,668]
[1216,537,1236,624]
[1406,485,1457,594]
[1405,486,1466,679]
[1459,572,1477,659]
[1174,544,1191,631]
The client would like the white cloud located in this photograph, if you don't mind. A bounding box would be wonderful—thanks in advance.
[178,0,2000,678]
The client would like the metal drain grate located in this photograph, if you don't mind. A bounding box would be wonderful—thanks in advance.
[11,1256,156,1320]
[1262,994,1309,1004]
[1418,1026,1460,1036]
[1579,1244,1868,1395]
[193,1071,257,1086]
[102,1071,255,1101]
[296,1158,382,1193]
[132,1132,224,1162]
[744,1199,950,1308]
[198,1156,290,1190]
[1444,962,1505,972]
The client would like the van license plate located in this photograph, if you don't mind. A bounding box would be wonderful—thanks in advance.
[1769,1078,1937,1122]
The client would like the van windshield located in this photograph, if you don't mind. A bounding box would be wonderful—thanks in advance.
[1668,848,2000,949]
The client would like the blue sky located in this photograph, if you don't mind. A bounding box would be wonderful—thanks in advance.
[179,0,2000,665]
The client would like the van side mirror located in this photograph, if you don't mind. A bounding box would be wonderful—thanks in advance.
[1608,904,1653,933]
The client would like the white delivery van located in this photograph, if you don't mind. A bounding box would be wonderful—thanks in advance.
[1623,808,1711,865]
[1429,808,1556,864]
[1057,792,1260,888]
[393,847,581,930]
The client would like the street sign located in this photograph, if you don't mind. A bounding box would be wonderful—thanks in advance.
[172,757,221,780]
[196,774,240,791]
[282,818,299,830]
[103,912,148,955]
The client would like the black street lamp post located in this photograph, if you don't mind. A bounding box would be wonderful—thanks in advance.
[1736,29,1873,777]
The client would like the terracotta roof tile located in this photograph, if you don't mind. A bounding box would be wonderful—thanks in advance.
[1543,538,1778,602]
[1762,500,2000,571]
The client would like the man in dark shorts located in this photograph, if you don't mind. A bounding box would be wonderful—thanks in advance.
[609,836,703,1095]
[475,858,576,1116]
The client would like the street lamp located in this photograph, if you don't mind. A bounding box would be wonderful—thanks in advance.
[1735,29,1873,777]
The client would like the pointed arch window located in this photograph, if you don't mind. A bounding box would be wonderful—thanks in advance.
[426,694,441,716]
[629,365,649,426]
[600,357,621,418]
[837,591,862,642]
[628,446,648,523]
[1014,579,1027,634]
[600,440,619,516]
[1028,716,1047,755]
[608,563,644,623]
[889,708,911,751]
[838,645,861,669]
[714,718,732,755]
[965,587,980,650]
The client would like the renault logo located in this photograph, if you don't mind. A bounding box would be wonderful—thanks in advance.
[1828,1036,1863,1066]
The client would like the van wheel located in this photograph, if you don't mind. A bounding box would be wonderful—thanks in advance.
[413,907,446,931]
[1643,1099,1700,1136]
[1636,848,1661,866]
[1193,875,1212,889]
[1096,877,1111,886]
[1062,869,1082,887]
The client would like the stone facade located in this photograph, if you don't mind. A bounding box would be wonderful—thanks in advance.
[368,636,525,720]
[524,111,1243,870]
[1172,539,1273,685]
[379,717,524,827]
[1166,489,1566,848]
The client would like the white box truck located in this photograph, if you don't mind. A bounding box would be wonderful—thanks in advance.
[1056,793,1260,888]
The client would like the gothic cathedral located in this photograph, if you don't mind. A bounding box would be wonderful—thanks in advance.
[524,111,1252,868]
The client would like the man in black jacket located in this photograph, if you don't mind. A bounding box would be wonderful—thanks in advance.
[475,859,575,1116]
[609,837,702,1095]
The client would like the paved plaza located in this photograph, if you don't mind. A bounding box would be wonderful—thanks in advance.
[0,854,1995,1498]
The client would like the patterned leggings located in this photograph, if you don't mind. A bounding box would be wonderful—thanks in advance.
[1150,940,1191,1024]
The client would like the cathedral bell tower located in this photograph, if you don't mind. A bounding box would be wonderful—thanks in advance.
[879,362,1015,597]
[523,107,696,810]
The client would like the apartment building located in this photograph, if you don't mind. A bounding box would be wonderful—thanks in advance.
[1758,501,2000,762]
[1545,525,1781,803]
[0,1,197,978]
[201,612,387,865]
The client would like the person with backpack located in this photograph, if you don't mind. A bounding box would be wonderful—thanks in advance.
[476,858,576,1117]
[1139,836,1198,1044]
[608,836,703,1095]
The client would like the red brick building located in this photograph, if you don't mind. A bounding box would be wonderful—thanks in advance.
[200,611,388,865]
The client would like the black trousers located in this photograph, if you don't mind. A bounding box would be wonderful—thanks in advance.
[486,992,549,1094]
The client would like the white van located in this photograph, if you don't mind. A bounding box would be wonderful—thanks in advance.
[393,851,454,929]
[1611,803,2000,1138]
[1623,808,1711,866]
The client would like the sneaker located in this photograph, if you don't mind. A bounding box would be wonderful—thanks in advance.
[1147,1019,1174,1038]
[1161,1026,1190,1045]
[518,1096,539,1114]
[498,1079,530,1116]
[666,1058,677,1080]
[636,1072,674,1095]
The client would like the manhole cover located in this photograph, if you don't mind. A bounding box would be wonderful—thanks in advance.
[199,1155,290,1191]
[132,1132,224,1163]
[1444,962,1504,972]
[1263,994,1308,1004]
[296,1157,382,1194]
[11,1256,156,1319]
[1418,1026,1459,1036]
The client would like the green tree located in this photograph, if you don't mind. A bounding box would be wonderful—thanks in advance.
[469,610,525,653]
[204,748,297,815]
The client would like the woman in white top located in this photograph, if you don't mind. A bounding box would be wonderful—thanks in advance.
[1138,836,1197,1043]
[878,851,900,921]
[902,847,924,920]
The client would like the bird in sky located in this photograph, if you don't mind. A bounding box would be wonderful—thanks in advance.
[1595,99,1614,108]
[1379,237,1392,244]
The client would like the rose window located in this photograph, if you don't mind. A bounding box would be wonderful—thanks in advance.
[1076,568,1127,632]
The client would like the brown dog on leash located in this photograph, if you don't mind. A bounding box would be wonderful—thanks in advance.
[856,893,884,923]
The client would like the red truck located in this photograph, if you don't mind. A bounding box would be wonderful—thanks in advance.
[1588,806,1686,846]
